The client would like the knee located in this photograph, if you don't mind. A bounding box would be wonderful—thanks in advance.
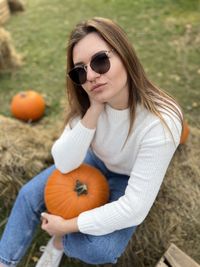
[86,242,119,264]
[17,182,44,213]
[18,183,30,200]
[65,235,119,264]
[17,185,33,211]
[18,183,34,201]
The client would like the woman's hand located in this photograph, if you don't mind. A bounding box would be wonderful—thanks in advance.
[89,97,105,115]
[41,212,79,237]
[81,97,105,129]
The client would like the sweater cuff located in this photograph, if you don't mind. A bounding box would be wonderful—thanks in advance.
[77,208,114,236]
[77,211,98,235]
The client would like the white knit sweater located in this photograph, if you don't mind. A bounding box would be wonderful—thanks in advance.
[51,104,182,236]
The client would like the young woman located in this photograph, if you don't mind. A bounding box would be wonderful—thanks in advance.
[0,17,183,267]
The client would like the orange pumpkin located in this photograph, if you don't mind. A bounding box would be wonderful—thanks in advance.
[10,90,45,122]
[44,164,110,219]
[180,121,190,145]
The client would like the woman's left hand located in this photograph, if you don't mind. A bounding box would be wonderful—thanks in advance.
[40,212,79,236]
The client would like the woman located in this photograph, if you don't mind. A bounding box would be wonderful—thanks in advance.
[0,17,183,267]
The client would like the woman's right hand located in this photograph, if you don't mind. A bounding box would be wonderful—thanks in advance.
[81,97,105,129]
[89,97,105,115]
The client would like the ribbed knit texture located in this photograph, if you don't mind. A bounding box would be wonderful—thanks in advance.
[51,104,182,235]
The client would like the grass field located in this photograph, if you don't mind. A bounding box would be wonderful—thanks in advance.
[1,0,200,126]
[0,0,200,266]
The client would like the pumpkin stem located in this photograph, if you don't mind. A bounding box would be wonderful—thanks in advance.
[74,180,88,196]
[19,92,27,97]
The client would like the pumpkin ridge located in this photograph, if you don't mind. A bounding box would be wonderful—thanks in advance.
[45,186,74,194]
[49,197,75,217]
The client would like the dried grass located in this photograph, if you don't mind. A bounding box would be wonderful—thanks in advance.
[0,115,54,208]
[7,0,25,12]
[0,0,10,24]
[0,27,22,73]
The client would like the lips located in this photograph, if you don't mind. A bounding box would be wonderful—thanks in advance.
[91,83,107,92]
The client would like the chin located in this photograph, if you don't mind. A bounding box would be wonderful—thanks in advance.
[97,92,113,102]
[94,95,107,103]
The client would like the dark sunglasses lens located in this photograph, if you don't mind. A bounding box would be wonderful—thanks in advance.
[68,67,86,85]
[91,52,110,74]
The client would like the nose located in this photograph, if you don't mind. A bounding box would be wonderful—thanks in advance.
[86,65,100,82]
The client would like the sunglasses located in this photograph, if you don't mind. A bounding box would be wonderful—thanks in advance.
[68,50,113,85]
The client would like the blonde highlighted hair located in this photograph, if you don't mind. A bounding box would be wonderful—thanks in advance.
[65,17,183,142]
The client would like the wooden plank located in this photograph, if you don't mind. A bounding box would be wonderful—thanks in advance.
[156,243,200,267]
[165,243,200,267]
[156,258,168,267]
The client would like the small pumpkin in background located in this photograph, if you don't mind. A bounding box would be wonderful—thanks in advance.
[180,121,190,145]
[10,90,45,122]
[44,164,110,219]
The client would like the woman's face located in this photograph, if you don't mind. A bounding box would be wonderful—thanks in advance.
[72,32,129,109]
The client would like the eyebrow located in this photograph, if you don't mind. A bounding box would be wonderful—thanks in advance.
[74,61,84,67]
[74,50,107,67]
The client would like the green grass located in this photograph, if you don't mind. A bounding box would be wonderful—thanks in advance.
[1,0,200,126]
[0,0,200,266]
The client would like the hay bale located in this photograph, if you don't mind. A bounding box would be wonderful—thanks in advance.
[0,27,22,73]
[0,115,54,208]
[7,0,25,13]
[115,127,200,267]
[0,0,10,24]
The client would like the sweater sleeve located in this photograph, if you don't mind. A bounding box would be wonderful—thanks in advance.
[51,120,96,173]
[77,115,182,235]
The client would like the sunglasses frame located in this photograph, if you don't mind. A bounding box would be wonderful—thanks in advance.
[68,49,114,85]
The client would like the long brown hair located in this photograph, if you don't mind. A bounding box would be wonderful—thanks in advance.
[65,17,183,142]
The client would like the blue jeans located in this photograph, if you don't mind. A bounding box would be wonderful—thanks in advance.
[0,150,136,266]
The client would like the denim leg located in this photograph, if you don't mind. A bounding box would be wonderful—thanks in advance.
[63,154,136,265]
[0,165,56,266]
[64,225,136,265]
